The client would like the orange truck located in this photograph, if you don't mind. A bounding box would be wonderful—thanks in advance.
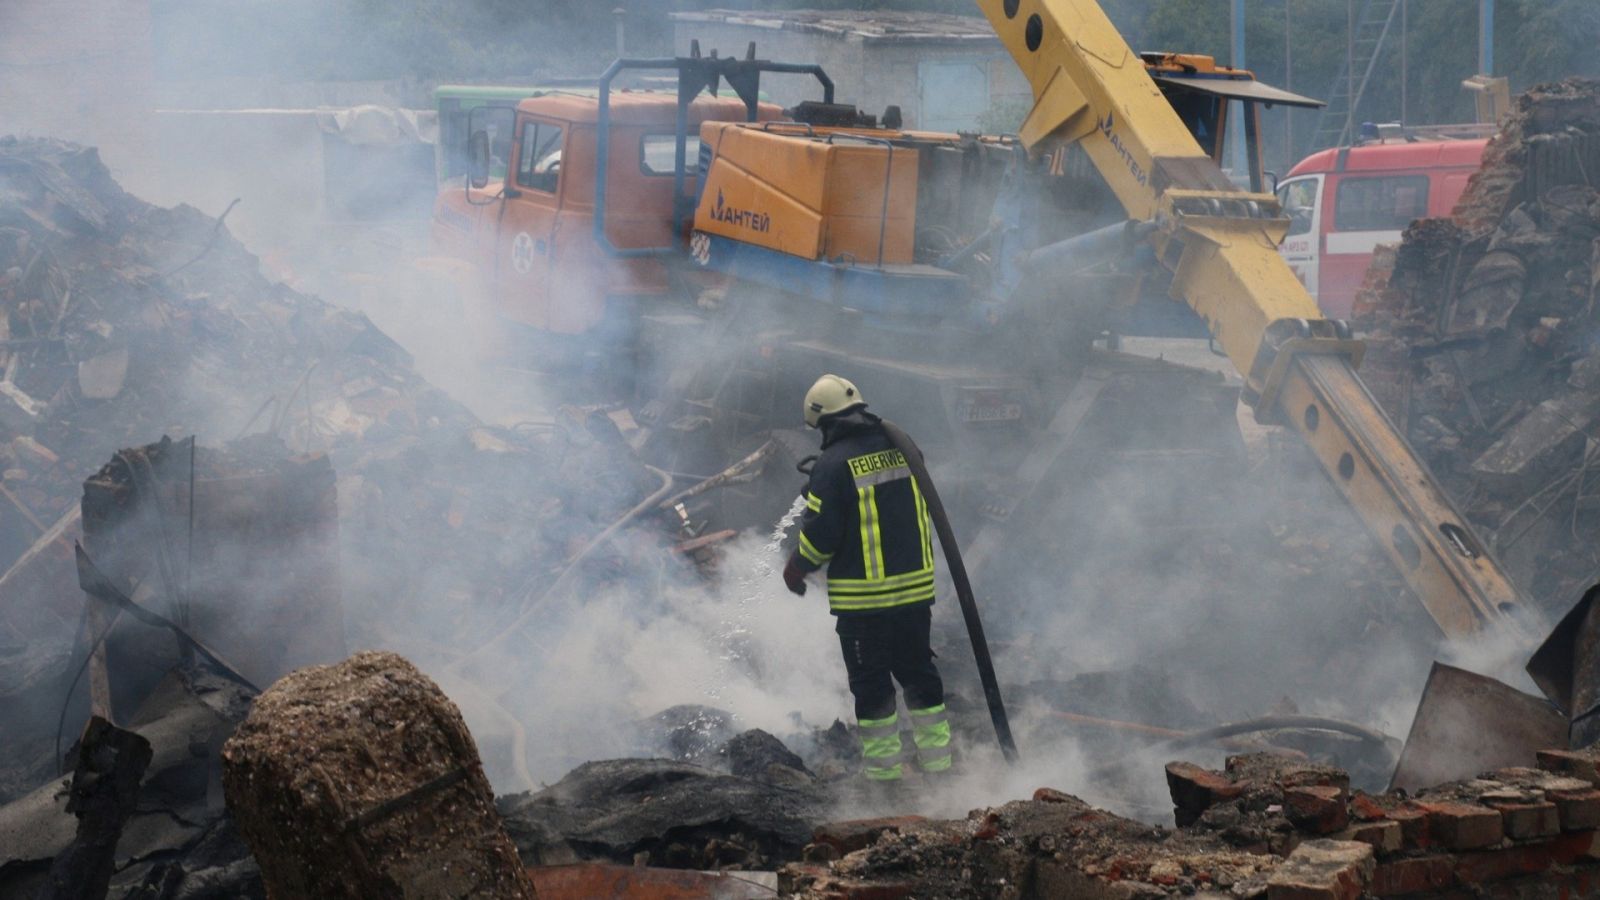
[429,91,783,339]
[1275,136,1490,319]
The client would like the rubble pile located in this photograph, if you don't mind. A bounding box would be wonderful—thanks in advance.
[0,138,472,560]
[785,750,1600,899]
[222,651,535,898]
[0,137,681,654]
[0,138,698,894]
[0,668,260,898]
[1355,79,1600,610]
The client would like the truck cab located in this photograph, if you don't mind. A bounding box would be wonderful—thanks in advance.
[429,91,779,337]
[1275,136,1489,319]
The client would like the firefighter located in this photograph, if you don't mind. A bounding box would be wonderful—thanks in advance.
[781,374,952,783]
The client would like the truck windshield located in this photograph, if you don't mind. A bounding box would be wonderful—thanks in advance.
[1161,86,1224,159]
[1277,179,1318,236]
[439,101,515,182]
[516,120,565,194]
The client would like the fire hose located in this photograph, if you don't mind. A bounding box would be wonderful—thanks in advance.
[879,420,1019,764]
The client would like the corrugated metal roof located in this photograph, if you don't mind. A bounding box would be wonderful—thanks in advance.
[670,9,1001,44]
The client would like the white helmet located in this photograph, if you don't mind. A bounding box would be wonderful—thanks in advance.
[803,374,865,428]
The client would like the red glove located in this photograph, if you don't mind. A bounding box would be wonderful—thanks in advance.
[782,556,808,596]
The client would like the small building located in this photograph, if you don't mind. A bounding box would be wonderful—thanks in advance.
[669,9,1031,133]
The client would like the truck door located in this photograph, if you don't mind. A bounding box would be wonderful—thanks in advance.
[1275,174,1323,301]
[493,115,566,330]
[1320,173,1428,319]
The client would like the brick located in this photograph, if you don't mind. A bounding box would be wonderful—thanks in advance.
[1333,820,1401,855]
[1266,839,1374,900]
[1478,797,1560,840]
[1166,762,1247,826]
[1414,801,1504,850]
[810,816,925,855]
[1033,787,1074,804]
[1285,786,1350,835]
[1349,792,1391,822]
[1453,843,1556,883]
[1549,829,1600,863]
[1389,806,1431,850]
[1372,855,1455,896]
[1547,787,1600,830]
[1537,748,1600,785]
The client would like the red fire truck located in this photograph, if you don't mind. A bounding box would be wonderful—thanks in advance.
[1275,135,1489,319]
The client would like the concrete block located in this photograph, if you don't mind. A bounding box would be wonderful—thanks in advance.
[1265,839,1374,900]
[1472,391,1600,492]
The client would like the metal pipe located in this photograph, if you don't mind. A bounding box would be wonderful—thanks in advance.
[1017,219,1155,279]
[1400,0,1408,124]
[1230,0,1247,177]
[1479,0,1494,75]
[673,81,691,240]
[1284,0,1293,164]
[1346,0,1355,143]
[594,57,679,260]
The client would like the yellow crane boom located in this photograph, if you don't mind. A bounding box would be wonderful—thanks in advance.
[977,0,1527,638]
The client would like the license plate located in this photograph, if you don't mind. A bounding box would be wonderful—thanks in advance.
[958,401,1023,423]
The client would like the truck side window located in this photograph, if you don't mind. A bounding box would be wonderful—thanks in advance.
[1334,175,1429,232]
[641,134,701,175]
[516,120,564,194]
[1277,179,1318,237]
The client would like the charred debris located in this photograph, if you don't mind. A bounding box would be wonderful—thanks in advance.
[7,74,1600,897]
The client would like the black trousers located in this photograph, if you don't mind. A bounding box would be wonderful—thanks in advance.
[835,603,944,721]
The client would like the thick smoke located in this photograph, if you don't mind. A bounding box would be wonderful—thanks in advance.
[1,1,1555,826]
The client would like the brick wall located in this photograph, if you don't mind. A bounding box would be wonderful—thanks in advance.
[0,0,157,192]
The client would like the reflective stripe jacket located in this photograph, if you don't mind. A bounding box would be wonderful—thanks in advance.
[791,411,936,615]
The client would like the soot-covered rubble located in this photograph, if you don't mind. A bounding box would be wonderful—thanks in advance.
[0,137,727,896]
[1354,78,1600,615]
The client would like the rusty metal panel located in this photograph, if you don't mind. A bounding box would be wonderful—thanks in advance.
[1390,662,1567,792]
[1527,584,1600,747]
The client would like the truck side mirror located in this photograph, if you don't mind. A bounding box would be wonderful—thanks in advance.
[1265,170,1280,194]
[467,130,490,190]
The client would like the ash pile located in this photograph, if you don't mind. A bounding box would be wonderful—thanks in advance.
[1356,78,1600,612]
